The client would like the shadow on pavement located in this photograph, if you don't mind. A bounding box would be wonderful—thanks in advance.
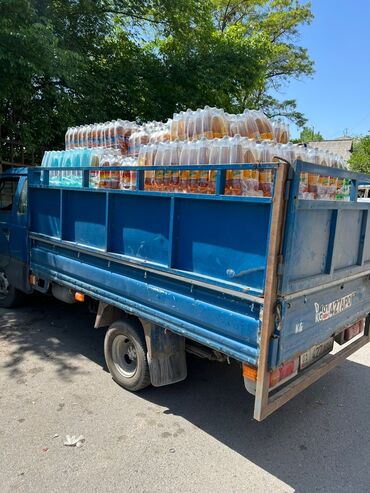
[1,296,369,492]
[0,295,107,381]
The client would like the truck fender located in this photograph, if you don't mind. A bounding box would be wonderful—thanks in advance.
[140,319,187,387]
[94,301,126,328]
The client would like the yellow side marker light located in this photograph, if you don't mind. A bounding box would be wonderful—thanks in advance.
[74,292,85,302]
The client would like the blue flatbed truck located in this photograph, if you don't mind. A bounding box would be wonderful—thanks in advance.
[1,160,370,421]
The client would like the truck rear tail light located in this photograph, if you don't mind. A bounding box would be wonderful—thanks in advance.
[344,319,364,341]
[29,274,37,286]
[269,358,299,390]
[242,363,258,381]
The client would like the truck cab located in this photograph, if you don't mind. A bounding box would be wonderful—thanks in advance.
[0,168,31,306]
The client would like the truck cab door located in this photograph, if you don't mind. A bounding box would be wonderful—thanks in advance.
[0,175,29,292]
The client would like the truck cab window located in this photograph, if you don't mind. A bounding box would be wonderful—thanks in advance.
[17,180,27,214]
[0,178,19,212]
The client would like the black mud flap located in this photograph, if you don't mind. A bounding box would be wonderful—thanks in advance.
[142,321,187,387]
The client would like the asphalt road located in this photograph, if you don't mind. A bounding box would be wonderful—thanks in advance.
[1,296,370,493]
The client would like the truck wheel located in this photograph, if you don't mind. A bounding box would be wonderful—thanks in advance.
[0,271,24,308]
[104,318,151,391]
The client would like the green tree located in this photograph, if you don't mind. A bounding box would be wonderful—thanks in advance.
[0,0,314,163]
[349,133,370,173]
[292,126,324,143]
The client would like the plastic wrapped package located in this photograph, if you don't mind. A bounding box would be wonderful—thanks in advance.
[138,144,155,191]
[241,140,260,196]
[226,135,243,195]
[178,140,190,192]
[197,138,211,193]
[153,142,166,191]
[187,140,201,193]
[251,110,273,140]
[241,110,261,140]
[208,137,231,195]
[128,126,150,157]
[256,141,275,197]
[168,141,183,192]
[115,120,134,155]
[272,121,290,144]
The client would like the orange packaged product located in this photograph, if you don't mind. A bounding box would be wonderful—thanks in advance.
[329,176,337,200]
[153,142,165,191]
[138,144,156,191]
[98,154,111,188]
[109,152,121,188]
[241,140,259,196]
[162,143,173,191]
[197,138,210,193]
[179,140,191,192]
[242,110,261,140]
[199,106,213,139]
[299,172,309,197]
[208,140,219,195]
[257,142,275,197]
[318,175,330,200]
[169,141,182,192]
[188,141,200,193]
[185,109,196,141]
[176,111,187,141]
[208,137,231,195]
[252,110,273,140]
[307,173,319,197]
[226,135,243,196]
[211,108,227,139]
[170,114,179,141]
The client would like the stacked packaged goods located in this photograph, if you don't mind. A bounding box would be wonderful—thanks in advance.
[48,107,348,200]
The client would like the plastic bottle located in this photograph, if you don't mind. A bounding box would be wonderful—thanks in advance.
[226,135,243,195]
[153,142,165,191]
[90,124,98,148]
[162,142,173,191]
[128,126,149,157]
[139,144,155,191]
[211,108,227,139]
[197,138,210,193]
[114,120,123,152]
[186,110,196,141]
[65,128,71,150]
[208,140,219,194]
[187,140,200,193]
[241,140,260,196]
[170,114,179,141]
[179,140,191,192]
[257,141,274,197]
[243,110,261,140]
[170,140,182,192]
[306,148,320,199]
[252,110,273,140]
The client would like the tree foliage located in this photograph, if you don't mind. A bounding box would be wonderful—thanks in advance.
[349,133,370,174]
[0,0,314,163]
[292,126,324,143]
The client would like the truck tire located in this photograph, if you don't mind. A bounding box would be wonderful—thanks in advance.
[104,318,151,391]
[0,271,24,308]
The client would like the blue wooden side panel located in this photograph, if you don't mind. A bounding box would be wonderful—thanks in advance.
[30,240,261,364]
[28,187,272,295]
[29,188,61,238]
[171,198,270,290]
[280,162,370,295]
[63,190,107,249]
[277,276,370,365]
[109,194,170,265]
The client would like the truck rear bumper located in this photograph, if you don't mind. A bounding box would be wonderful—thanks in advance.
[254,317,370,421]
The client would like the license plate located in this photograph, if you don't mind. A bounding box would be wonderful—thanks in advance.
[300,338,334,370]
